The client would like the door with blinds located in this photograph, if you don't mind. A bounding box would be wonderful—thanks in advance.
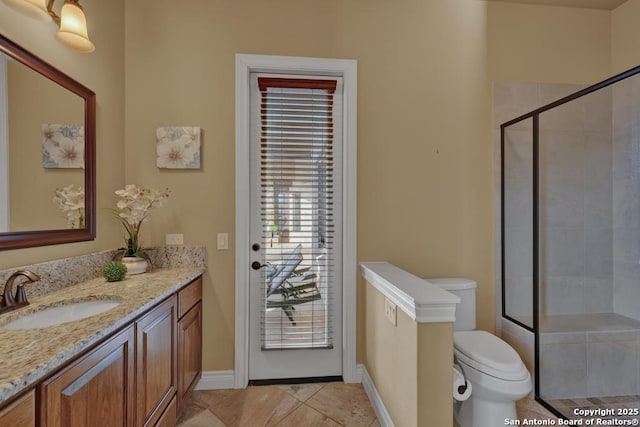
[248,74,343,380]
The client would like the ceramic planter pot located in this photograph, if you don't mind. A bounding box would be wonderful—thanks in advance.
[121,256,148,275]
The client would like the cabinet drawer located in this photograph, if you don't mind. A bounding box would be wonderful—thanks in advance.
[178,277,202,318]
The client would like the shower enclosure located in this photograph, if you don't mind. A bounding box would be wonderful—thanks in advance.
[502,66,640,420]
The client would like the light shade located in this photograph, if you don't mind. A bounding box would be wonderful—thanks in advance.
[1,0,52,22]
[55,1,94,53]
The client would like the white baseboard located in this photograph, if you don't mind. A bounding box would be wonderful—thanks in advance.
[195,370,236,390]
[358,364,394,427]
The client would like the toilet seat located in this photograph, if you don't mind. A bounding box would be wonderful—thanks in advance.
[454,330,529,381]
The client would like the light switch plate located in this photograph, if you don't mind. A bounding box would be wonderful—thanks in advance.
[165,233,184,245]
[384,297,397,326]
[217,233,229,250]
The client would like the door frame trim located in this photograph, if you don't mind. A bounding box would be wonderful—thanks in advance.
[235,54,358,387]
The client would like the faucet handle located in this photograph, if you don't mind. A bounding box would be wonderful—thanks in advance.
[2,290,15,307]
[15,285,28,305]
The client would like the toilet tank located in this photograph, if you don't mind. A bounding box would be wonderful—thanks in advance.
[427,278,477,331]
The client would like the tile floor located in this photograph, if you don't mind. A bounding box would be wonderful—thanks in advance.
[177,382,379,427]
[516,397,556,421]
[546,395,640,422]
[177,381,568,427]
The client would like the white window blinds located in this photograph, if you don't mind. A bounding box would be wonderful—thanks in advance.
[258,77,336,350]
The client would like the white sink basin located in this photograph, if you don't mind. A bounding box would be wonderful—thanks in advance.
[3,299,121,330]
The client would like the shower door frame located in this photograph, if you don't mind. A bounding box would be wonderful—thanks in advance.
[500,64,640,418]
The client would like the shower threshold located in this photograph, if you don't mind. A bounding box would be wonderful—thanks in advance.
[540,313,640,333]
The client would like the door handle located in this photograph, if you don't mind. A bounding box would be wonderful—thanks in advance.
[251,261,265,270]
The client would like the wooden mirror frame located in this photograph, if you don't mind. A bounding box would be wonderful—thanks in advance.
[0,33,96,250]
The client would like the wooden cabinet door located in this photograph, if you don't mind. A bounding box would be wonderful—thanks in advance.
[0,390,35,427]
[177,301,202,413]
[153,396,176,427]
[136,296,177,427]
[39,325,135,427]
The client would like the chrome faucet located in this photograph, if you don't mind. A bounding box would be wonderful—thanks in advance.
[1,270,40,313]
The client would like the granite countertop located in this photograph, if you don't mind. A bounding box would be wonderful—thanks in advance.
[0,267,204,404]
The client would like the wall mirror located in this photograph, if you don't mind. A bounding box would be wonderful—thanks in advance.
[0,33,95,250]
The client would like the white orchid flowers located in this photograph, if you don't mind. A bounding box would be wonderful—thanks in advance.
[53,185,85,229]
[111,185,170,260]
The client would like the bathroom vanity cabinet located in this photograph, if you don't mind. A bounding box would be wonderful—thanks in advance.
[0,390,35,427]
[16,275,203,427]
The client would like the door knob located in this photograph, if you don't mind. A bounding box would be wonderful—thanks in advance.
[251,261,265,270]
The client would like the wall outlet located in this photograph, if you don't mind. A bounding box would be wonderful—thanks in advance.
[165,233,184,245]
[217,233,229,250]
[384,297,397,326]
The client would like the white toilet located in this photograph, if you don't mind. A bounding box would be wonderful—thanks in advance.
[428,278,531,427]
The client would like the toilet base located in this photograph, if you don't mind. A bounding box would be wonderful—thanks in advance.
[455,395,517,427]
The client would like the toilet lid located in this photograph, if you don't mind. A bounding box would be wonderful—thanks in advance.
[454,331,529,381]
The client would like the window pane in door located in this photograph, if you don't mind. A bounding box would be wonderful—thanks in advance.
[258,78,337,350]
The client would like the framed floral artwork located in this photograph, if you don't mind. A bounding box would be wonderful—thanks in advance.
[42,124,84,168]
[156,126,201,169]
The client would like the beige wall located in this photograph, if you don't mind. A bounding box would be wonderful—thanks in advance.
[365,282,453,426]
[0,0,125,268]
[612,0,640,73]
[488,2,611,84]
[418,322,454,426]
[366,283,419,426]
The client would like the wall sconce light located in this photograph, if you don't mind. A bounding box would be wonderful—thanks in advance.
[1,0,95,53]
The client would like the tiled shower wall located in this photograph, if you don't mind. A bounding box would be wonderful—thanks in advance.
[613,75,640,322]
[497,81,613,320]
[539,85,613,315]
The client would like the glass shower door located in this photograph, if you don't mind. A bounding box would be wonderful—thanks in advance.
[503,117,535,330]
